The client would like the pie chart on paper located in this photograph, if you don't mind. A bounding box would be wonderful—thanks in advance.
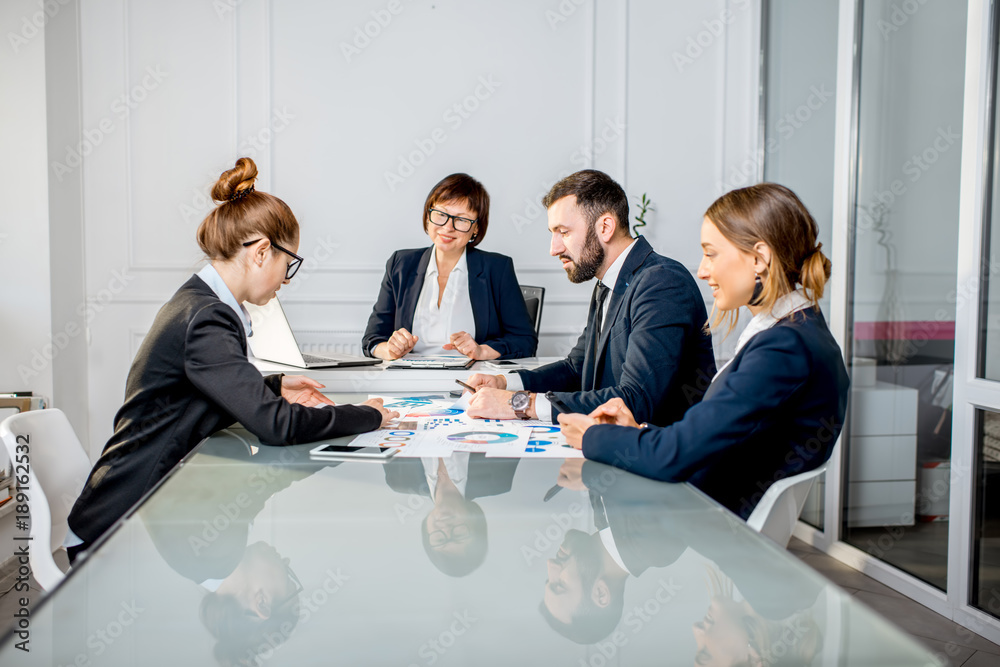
[445,431,520,445]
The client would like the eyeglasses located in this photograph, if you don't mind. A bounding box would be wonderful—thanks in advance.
[428,523,472,548]
[243,239,303,280]
[428,208,477,233]
[243,559,303,618]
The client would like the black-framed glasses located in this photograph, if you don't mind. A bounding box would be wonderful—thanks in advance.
[428,208,477,233]
[244,559,303,618]
[243,239,303,280]
[427,523,472,548]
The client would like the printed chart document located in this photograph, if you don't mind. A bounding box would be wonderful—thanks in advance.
[347,394,582,459]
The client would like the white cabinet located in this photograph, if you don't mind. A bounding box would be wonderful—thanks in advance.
[847,382,920,527]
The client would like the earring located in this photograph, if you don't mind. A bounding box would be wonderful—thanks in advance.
[750,273,764,305]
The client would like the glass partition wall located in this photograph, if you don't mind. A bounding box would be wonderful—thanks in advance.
[763,0,1000,643]
[841,0,968,591]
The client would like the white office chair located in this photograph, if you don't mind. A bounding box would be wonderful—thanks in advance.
[0,408,92,590]
[746,462,828,548]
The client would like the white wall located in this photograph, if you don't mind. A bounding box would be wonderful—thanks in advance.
[0,0,57,571]
[0,0,54,403]
[46,0,763,458]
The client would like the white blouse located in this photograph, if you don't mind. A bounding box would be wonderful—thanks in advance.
[410,248,477,356]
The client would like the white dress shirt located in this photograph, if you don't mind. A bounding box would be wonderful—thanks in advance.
[508,239,639,421]
[713,289,813,380]
[421,453,471,498]
[410,248,476,356]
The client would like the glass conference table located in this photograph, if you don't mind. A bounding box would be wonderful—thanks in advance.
[2,403,940,666]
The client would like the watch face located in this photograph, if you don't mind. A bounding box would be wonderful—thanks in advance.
[511,392,530,411]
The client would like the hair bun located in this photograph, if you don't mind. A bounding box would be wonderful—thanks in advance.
[211,157,258,203]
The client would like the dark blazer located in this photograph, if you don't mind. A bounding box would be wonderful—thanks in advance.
[68,275,381,545]
[383,454,519,500]
[362,246,537,359]
[582,307,850,520]
[517,236,716,425]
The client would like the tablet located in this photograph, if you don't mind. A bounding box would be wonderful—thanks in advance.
[309,443,399,460]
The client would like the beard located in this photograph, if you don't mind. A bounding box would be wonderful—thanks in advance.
[561,223,606,284]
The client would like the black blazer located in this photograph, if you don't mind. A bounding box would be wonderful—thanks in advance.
[383,454,519,500]
[582,307,850,519]
[362,246,537,359]
[517,236,716,425]
[68,275,381,545]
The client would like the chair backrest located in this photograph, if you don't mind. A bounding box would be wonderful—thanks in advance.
[746,462,828,548]
[520,285,545,336]
[0,408,92,589]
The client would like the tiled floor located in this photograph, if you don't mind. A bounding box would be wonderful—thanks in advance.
[1,543,999,665]
[788,537,1000,667]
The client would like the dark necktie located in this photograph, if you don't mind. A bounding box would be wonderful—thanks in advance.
[591,281,610,373]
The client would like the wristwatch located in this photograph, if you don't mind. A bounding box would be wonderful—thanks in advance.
[510,391,532,420]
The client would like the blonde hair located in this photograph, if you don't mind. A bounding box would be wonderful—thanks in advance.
[704,183,831,335]
[196,157,299,261]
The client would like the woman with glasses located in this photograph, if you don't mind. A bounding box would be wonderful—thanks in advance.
[363,173,537,361]
[65,157,398,563]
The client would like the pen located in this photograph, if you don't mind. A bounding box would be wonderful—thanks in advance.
[455,379,477,393]
[544,391,573,414]
[543,484,563,502]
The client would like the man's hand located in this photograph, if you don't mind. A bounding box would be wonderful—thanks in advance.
[281,375,336,407]
[465,373,507,390]
[374,328,419,360]
[557,459,587,490]
[361,397,400,428]
[556,413,599,449]
[588,397,640,428]
[466,388,518,419]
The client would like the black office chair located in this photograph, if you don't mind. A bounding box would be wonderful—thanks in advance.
[519,285,545,336]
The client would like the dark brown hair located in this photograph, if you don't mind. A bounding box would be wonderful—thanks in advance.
[542,170,631,239]
[422,173,490,248]
[704,183,831,332]
[196,157,299,260]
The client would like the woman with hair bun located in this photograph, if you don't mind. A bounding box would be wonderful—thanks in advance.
[66,158,398,561]
[558,183,850,519]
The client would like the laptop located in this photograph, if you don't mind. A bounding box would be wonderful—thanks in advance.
[244,297,381,369]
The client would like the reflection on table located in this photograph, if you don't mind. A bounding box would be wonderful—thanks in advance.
[0,429,941,666]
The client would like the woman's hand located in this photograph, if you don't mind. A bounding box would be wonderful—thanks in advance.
[589,397,640,428]
[361,398,400,428]
[443,331,499,360]
[556,413,598,449]
[374,328,419,360]
[281,376,336,407]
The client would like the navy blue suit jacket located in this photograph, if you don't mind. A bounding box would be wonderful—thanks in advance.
[362,246,537,359]
[582,307,850,519]
[516,236,716,425]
